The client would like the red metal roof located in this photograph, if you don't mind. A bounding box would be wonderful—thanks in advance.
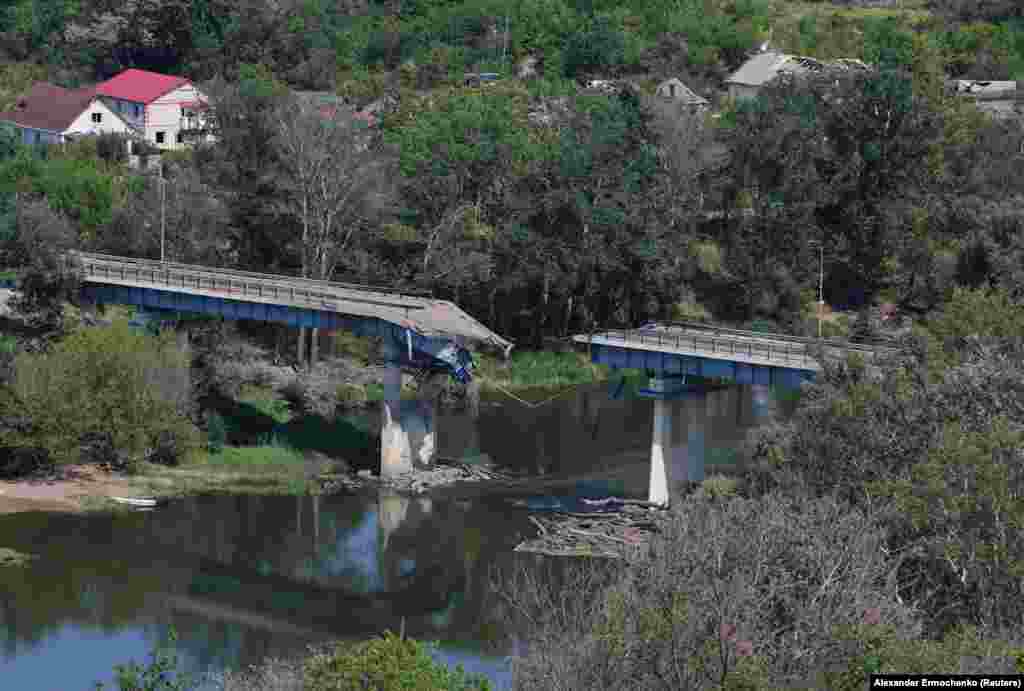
[0,82,98,133]
[95,69,190,104]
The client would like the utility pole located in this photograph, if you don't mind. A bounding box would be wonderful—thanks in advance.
[809,240,824,339]
[160,162,166,263]
[817,243,824,339]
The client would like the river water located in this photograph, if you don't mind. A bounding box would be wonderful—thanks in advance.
[0,382,798,690]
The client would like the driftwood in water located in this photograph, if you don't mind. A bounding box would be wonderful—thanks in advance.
[514,503,670,560]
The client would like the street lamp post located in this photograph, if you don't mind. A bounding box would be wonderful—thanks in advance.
[809,240,824,339]
[159,163,166,263]
[817,242,824,339]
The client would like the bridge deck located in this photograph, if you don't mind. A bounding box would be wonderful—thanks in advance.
[69,252,512,352]
[574,322,898,373]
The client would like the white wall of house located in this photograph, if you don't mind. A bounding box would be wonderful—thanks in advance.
[145,83,209,149]
[64,99,134,138]
[99,96,145,130]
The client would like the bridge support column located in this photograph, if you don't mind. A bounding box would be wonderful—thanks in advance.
[649,396,672,507]
[379,342,437,479]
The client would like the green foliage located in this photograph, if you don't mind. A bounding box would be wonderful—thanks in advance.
[562,16,625,77]
[93,627,195,691]
[823,624,1024,690]
[748,294,1024,632]
[927,286,1024,344]
[474,350,610,391]
[5,319,200,468]
[304,632,491,690]
[206,412,227,454]
[0,148,128,241]
[862,16,917,67]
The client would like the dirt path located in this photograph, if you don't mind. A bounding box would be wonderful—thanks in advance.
[0,465,147,514]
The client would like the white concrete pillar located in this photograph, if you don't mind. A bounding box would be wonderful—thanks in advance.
[380,359,413,478]
[379,341,438,477]
[649,396,672,507]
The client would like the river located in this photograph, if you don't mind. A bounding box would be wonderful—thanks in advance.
[0,382,798,690]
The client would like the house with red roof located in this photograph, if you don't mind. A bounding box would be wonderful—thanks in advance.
[0,82,135,146]
[93,68,211,149]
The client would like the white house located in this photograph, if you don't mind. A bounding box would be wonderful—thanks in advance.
[0,82,135,146]
[94,68,212,149]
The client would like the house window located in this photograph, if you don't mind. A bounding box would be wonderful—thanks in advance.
[155,131,165,144]
[91,112,102,123]
[176,132,184,144]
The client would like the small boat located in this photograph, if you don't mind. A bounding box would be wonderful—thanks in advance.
[109,496,159,508]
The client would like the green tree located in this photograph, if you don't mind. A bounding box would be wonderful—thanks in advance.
[4,319,199,468]
[304,632,491,690]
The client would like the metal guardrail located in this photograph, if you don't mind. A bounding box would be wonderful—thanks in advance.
[66,251,433,299]
[67,252,429,312]
[580,322,899,370]
[584,329,818,367]
[659,319,900,352]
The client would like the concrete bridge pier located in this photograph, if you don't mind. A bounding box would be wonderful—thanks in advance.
[649,394,672,508]
[380,340,437,479]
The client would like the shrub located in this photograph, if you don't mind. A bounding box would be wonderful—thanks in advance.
[206,412,227,454]
[747,307,1024,634]
[93,628,194,691]
[0,445,50,478]
[502,493,917,691]
[304,632,491,691]
[147,429,193,467]
[336,382,368,407]
[562,17,626,78]
[5,319,198,468]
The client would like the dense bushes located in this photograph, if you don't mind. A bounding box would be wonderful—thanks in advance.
[745,288,1024,636]
[2,319,199,470]
[504,492,921,690]
[304,633,492,690]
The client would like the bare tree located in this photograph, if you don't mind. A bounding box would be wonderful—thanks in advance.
[273,97,396,366]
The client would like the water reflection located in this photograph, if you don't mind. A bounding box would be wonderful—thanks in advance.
[0,383,796,690]
[0,490,526,689]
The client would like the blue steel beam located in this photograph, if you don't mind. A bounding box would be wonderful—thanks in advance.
[587,342,813,391]
[84,285,475,382]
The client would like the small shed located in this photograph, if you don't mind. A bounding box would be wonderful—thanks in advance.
[655,78,709,110]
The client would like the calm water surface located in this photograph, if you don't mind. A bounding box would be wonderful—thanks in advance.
[0,383,797,690]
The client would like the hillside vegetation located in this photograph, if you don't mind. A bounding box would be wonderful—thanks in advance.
[1,1,1023,344]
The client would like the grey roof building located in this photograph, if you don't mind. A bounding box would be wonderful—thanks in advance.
[725,51,868,100]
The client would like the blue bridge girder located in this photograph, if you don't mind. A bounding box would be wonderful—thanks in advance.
[70,251,511,383]
[85,284,476,382]
[575,322,897,391]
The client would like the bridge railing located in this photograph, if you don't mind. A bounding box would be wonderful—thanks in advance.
[66,251,433,300]
[583,325,899,369]
[586,329,819,367]
[66,251,429,312]
[658,319,901,353]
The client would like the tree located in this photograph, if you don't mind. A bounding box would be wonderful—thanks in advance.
[198,65,291,271]
[273,95,396,365]
[4,319,199,469]
[4,199,79,331]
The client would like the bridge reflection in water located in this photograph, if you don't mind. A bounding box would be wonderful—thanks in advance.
[0,491,529,686]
